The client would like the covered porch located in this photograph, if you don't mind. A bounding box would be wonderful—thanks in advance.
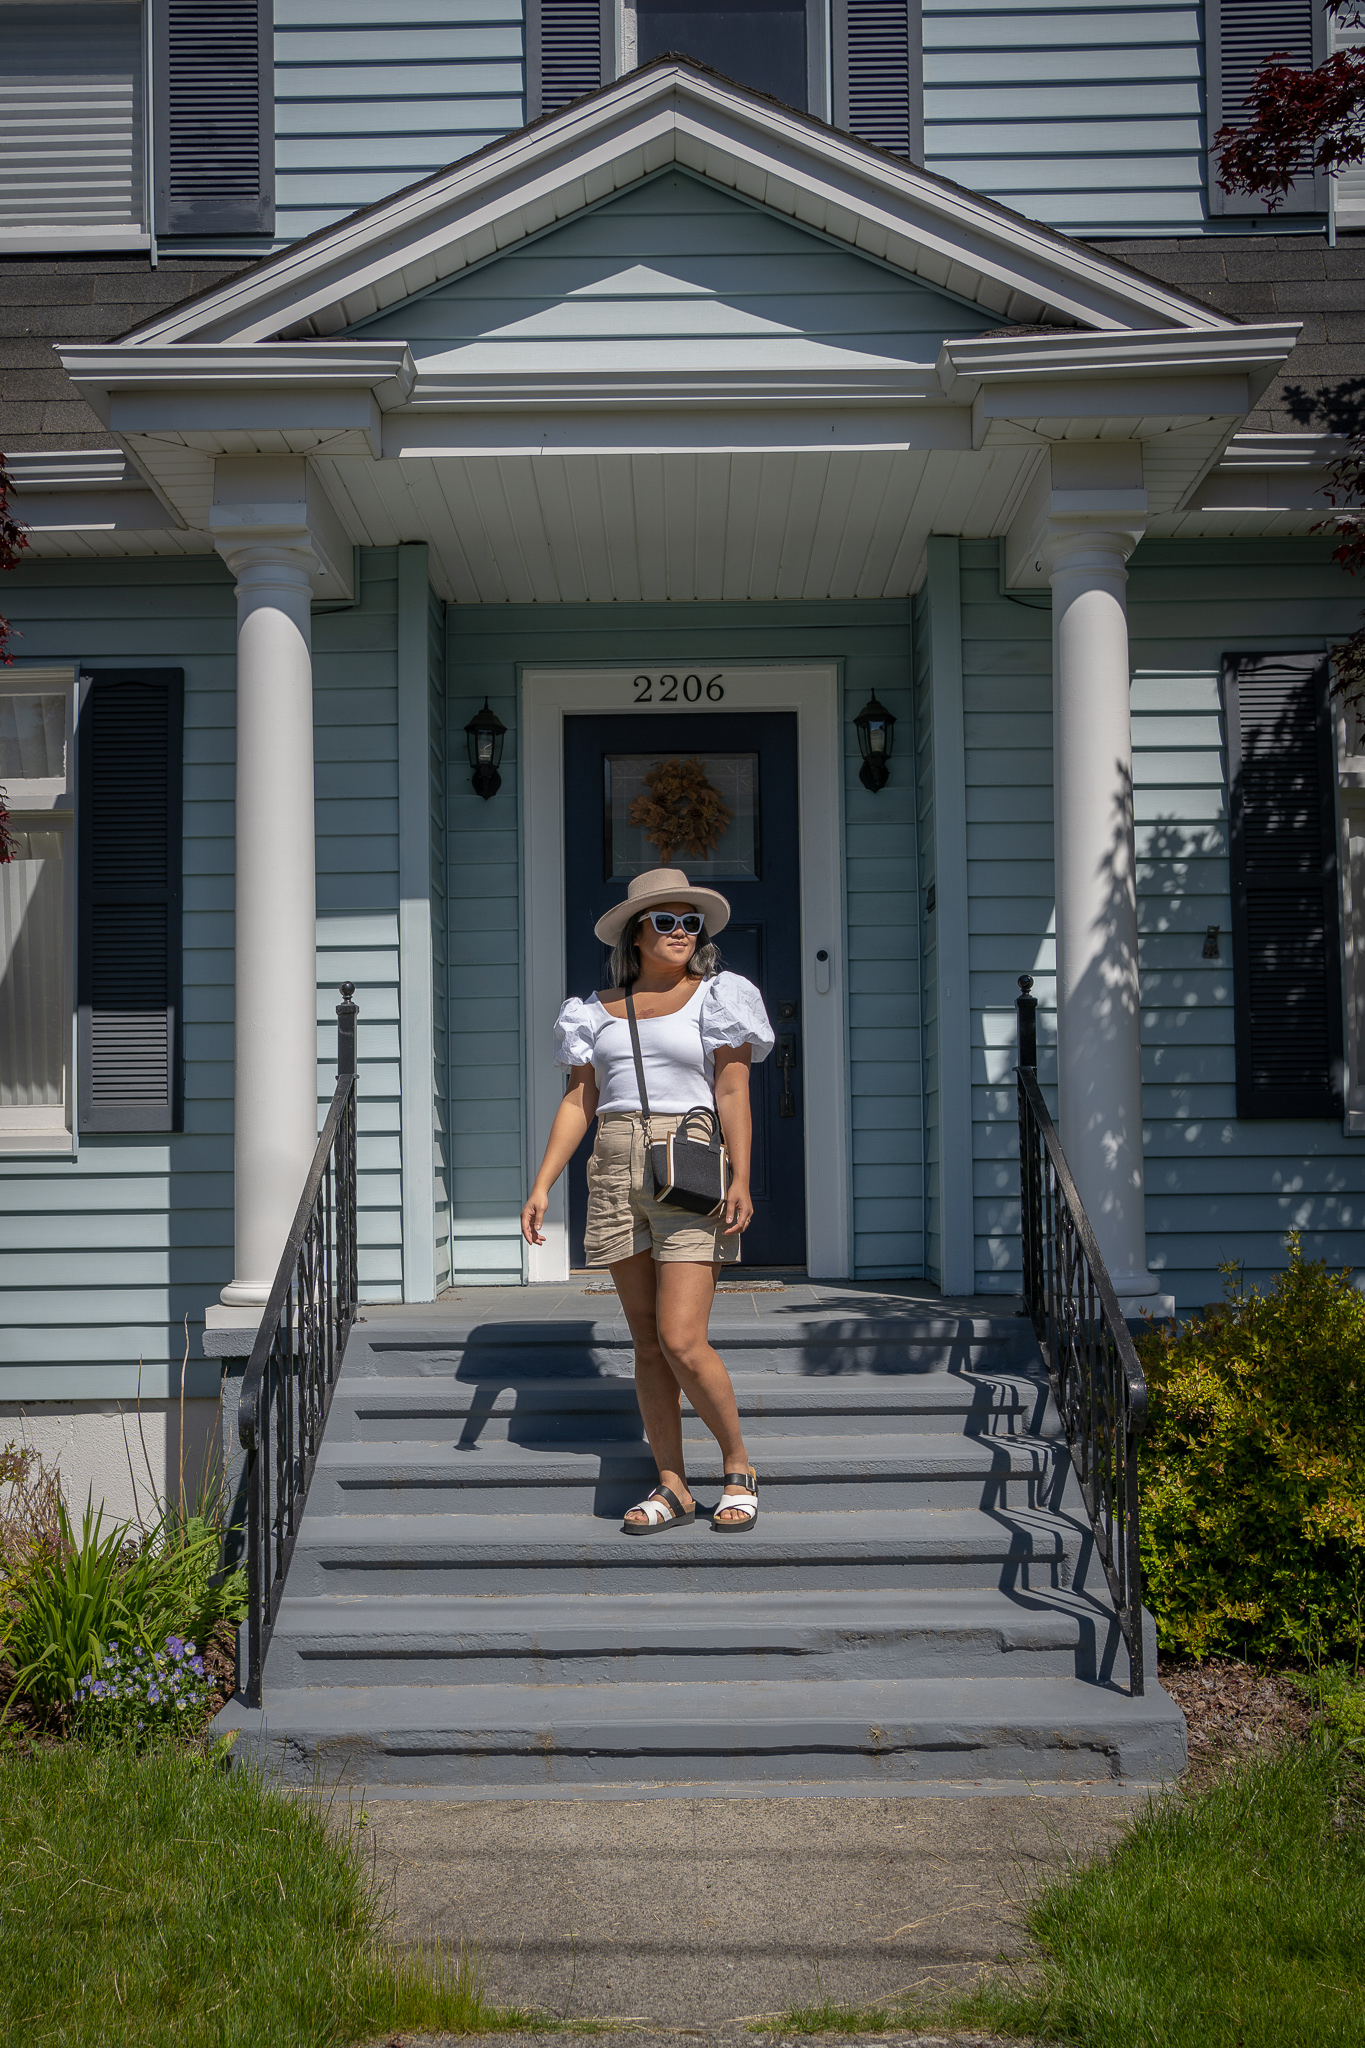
[30,62,1316,1325]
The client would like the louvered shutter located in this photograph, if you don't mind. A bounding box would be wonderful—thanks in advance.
[1224,654,1344,1120]
[526,0,612,121]
[832,0,923,159]
[1207,0,1327,215]
[77,671,183,1134]
[153,0,273,235]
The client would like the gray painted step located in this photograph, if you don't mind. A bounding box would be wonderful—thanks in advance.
[265,1586,1126,1686]
[215,1673,1185,1787]
[309,1433,1071,1514]
[332,1374,1054,1442]
[285,1506,1087,1595]
[217,1302,1185,1789]
[348,1316,1045,1379]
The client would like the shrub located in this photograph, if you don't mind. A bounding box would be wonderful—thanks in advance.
[1135,1235,1365,1663]
[2,1483,246,1727]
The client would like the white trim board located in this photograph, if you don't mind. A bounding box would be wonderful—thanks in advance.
[521,663,850,1282]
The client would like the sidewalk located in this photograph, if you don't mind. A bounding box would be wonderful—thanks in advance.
[362,1789,1140,2025]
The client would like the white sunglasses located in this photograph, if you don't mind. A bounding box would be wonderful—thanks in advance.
[646,910,704,935]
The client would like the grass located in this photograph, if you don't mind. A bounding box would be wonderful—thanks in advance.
[760,1741,1365,2047]
[0,1738,549,2048]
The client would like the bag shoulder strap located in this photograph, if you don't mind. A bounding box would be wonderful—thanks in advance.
[624,988,653,1137]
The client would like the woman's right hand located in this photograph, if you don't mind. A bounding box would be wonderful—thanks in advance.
[521,1187,550,1246]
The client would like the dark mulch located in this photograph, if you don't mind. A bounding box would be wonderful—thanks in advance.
[1160,1655,1312,1789]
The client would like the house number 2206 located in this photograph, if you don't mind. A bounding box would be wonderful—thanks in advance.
[633,674,725,703]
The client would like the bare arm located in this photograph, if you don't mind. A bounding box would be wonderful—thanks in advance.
[713,1046,754,1237]
[521,1066,599,1246]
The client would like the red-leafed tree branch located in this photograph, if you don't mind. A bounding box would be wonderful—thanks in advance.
[1215,6,1365,706]
[0,456,29,862]
[1216,47,1365,209]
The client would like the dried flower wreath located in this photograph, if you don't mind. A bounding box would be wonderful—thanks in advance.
[629,756,733,865]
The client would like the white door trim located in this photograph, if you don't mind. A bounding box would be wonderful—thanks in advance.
[521,663,850,1281]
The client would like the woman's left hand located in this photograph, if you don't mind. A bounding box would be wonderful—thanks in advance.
[724,1178,753,1236]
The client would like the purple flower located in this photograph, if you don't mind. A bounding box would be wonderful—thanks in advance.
[190,1657,206,1678]
[166,1636,184,1658]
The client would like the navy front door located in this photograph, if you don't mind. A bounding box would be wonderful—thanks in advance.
[563,710,805,1268]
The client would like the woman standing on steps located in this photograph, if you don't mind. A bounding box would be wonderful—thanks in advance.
[520,866,774,1535]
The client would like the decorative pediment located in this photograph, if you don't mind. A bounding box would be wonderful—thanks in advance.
[349,169,1004,384]
[121,61,1232,351]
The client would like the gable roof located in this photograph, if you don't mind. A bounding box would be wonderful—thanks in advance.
[123,60,1235,352]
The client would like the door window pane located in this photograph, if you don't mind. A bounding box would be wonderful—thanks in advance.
[635,0,808,110]
[607,753,759,879]
[0,828,67,1116]
[0,692,66,780]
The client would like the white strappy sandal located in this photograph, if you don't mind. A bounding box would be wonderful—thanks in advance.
[621,1481,695,1536]
[712,1468,759,1533]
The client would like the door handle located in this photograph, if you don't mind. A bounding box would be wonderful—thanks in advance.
[775,999,799,1119]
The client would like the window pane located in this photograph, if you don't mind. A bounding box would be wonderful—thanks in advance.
[636,0,808,110]
[607,753,759,879]
[0,3,144,230]
[0,829,66,1112]
[0,693,66,780]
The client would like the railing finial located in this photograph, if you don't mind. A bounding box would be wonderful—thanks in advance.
[337,982,358,1080]
[1016,973,1038,1072]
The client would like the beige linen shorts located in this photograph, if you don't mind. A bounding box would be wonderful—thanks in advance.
[584,1112,740,1267]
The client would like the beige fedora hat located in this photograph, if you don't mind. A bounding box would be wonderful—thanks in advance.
[593,867,731,946]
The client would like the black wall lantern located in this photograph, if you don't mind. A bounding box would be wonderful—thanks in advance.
[854,693,895,793]
[464,698,507,800]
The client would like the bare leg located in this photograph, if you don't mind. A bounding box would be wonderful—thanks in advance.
[609,1250,694,1523]
[653,1263,754,1525]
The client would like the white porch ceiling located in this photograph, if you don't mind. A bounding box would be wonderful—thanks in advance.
[313,444,1042,603]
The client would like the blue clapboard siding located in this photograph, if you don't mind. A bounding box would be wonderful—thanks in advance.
[445,600,924,1285]
[1126,539,1364,1306]
[314,549,405,1302]
[0,551,407,1401]
[960,536,1365,1311]
[352,169,999,375]
[429,584,453,1293]
[0,559,236,1401]
[923,0,1210,235]
[272,0,524,245]
[912,583,940,1284]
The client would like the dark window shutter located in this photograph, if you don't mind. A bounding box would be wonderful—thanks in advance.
[526,0,612,121]
[78,671,183,1134]
[1224,653,1343,1120]
[1207,0,1326,215]
[153,0,273,235]
[832,0,923,159]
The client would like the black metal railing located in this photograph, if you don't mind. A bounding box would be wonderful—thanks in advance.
[238,984,360,1707]
[1015,974,1149,1696]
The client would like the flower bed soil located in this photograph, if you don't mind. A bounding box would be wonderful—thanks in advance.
[1160,1656,1312,1789]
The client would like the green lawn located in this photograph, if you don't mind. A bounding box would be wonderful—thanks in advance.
[766,1742,1365,2047]
[0,1740,543,2048]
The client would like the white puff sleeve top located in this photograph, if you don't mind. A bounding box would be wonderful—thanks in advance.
[553,971,775,1114]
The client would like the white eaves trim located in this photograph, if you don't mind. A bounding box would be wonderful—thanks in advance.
[119,65,1236,353]
[938,326,1302,399]
[3,451,141,490]
[58,344,417,407]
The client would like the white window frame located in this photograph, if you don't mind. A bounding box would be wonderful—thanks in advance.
[0,667,78,1154]
[0,0,153,255]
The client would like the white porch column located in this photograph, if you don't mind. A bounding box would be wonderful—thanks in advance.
[1047,525,1163,1308]
[216,542,318,1309]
